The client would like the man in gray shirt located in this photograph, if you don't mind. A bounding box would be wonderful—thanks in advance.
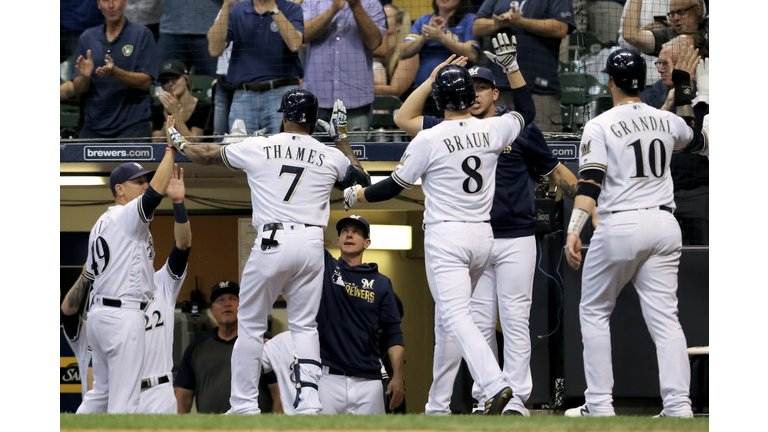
[158,0,222,76]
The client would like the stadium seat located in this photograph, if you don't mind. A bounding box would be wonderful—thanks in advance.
[60,103,80,138]
[371,95,402,129]
[190,74,214,101]
[568,31,611,62]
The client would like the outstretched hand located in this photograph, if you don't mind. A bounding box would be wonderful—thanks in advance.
[166,164,186,204]
[429,54,469,81]
[76,49,94,78]
[676,45,700,86]
[484,33,518,74]
[316,99,349,142]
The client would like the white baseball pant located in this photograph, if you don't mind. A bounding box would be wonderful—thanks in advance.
[137,374,176,414]
[580,209,692,416]
[424,222,509,404]
[425,236,536,415]
[229,224,325,415]
[77,304,145,414]
[318,367,385,415]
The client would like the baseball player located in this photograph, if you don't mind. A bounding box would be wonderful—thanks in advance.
[316,215,405,415]
[262,331,298,414]
[77,118,179,414]
[344,34,535,415]
[61,265,94,399]
[395,59,581,416]
[167,92,370,414]
[137,164,192,414]
[563,48,700,418]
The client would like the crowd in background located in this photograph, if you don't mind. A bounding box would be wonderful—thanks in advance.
[60,0,709,245]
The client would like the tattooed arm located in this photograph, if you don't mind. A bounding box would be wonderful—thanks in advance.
[61,265,93,316]
[547,163,578,200]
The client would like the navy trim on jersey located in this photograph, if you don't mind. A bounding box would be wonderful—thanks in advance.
[579,163,607,172]
[140,185,164,223]
[422,110,559,238]
[391,171,413,189]
[220,145,238,171]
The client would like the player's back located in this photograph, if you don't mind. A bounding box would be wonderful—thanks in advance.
[141,263,186,377]
[580,102,693,214]
[397,114,523,223]
[221,133,350,229]
[85,202,156,303]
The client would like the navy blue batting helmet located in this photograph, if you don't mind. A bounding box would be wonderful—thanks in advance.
[278,88,319,124]
[604,49,646,92]
[432,65,475,111]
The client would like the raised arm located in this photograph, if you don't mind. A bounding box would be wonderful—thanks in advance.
[485,34,535,125]
[166,164,192,250]
[304,0,345,43]
[622,0,656,55]
[61,50,94,100]
[148,116,181,196]
[394,54,467,136]
[374,55,418,97]
[272,1,304,52]
[208,1,238,57]
[348,0,383,51]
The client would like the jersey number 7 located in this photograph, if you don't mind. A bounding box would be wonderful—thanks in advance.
[279,165,307,203]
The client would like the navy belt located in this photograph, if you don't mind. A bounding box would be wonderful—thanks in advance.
[612,206,673,214]
[102,298,148,310]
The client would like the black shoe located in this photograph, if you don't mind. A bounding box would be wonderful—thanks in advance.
[502,410,523,416]
[484,387,513,415]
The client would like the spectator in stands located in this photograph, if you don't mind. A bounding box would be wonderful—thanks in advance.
[175,281,240,414]
[622,0,707,58]
[207,1,239,141]
[302,0,386,132]
[617,0,667,93]
[473,0,575,132]
[400,0,479,116]
[586,0,625,44]
[151,60,212,142]
[373,4,419,98]
[157,0,222,77]
[59,0,157,140]
[641,38,708,246]
[61,0,104,64]
[208,0,304,135]
[125,0,163,41]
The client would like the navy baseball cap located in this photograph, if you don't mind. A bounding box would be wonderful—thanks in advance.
[109,162,154,194]
[159,59,189,80]
[468,66,496,88]
[336,215,371,239]
[210,281,240,303]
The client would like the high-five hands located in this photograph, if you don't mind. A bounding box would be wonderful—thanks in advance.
[484,33,519,74]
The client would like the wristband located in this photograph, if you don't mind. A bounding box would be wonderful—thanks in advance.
[166,146,177,155]
[173,202,188,224]
[567,208,589,236]
[672,70,693,107]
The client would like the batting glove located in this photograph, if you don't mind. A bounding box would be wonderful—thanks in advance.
[316,99,348,141]
[168,127,189,154]
[694,57,709,106]
[484,33,518,74]
[343,184,362,211]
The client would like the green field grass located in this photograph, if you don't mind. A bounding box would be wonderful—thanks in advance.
[60,413,709,431]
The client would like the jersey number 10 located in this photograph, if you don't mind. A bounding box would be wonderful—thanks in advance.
[627,139,667,180]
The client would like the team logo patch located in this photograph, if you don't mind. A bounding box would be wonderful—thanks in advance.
[362,278,375,289]
[122,45,134,56]
[468,67,479,76]
[270,22,279,32]
[133,162,144,170]
[580,140,591,156]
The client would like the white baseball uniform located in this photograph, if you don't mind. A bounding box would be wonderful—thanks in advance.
[61,306,92,400]
[78,196,157,414]
[392,112,525,402]
[700,114,709,158]
[577,102,694,416]
[137,260,188,414]
[262,331,297,415]
[221,132,351,414]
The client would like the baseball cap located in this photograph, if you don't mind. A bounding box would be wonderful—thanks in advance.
[109,162,154,194]
[210,280,240,303]
[468,66,496,88]
[336,215,371,239]
[158,59,189,81]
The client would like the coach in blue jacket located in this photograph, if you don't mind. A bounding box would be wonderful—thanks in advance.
[315,215,405,414]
